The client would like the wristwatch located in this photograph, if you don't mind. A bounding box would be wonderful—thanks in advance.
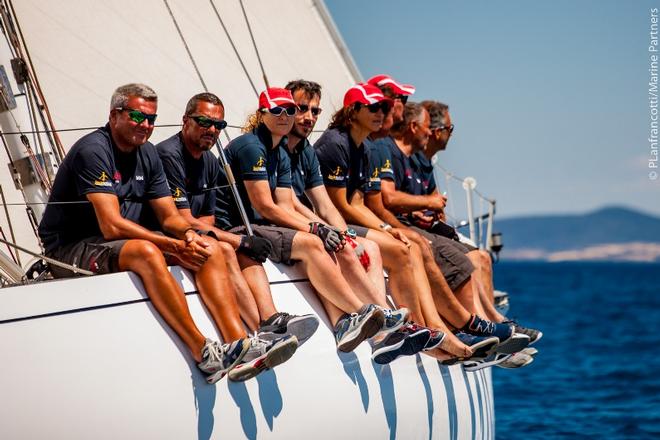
[379,223,393,232]
[345,227,357,239]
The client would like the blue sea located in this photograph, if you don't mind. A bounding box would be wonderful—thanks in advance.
[492,262,660,439]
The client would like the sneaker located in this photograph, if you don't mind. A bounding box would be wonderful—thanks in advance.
[227,334,298,382]
[503,319,543,345]
[258,312,319,346]
[496,352,534,369]
[453,332,500,359]
[423,328,446,351]
[495,333,530,354]
[198,338,250,384]
[335,305,385,353]
[463,315,514,342]
[379,307,409,334]
[371,324,430,364]
[463,352,512,372]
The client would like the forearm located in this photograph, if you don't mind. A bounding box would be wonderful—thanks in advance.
[342,203,383,230]
[383,191,438,213]
[293,196,324,223]
[365,195,407,229]
[317,203,348,230]
[260,202,312,232]
[105,217,182,253]
[187,216,242,249]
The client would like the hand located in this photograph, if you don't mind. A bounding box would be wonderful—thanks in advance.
[389,228,411,247]
[429,194,447,212]
[238,235,273,263]
[412,210,435,229]
[177,233,212,269]
[309,222,344,253]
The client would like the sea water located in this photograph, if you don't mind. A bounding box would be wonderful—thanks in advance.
[492,262,660,439]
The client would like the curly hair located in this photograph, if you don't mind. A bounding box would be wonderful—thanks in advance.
[328,105,359,130]
[242,110,264,133]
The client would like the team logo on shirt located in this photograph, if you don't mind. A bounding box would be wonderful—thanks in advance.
[381,159,392,172]
[252,156,266,172]
[327,166,345,181]
[172,187,187,203]
[93,171,113,187]
[369,167,381,182]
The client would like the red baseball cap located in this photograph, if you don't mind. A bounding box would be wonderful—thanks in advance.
[367,74,416,96]
[343,83,392,108]
[258,87,296,110]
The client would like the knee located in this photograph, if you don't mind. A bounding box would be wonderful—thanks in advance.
[467,251,482,270]
[297,232,325,255]
[122,239,166,270]
[479,250,492,271]
[218,241,237,261]
[360,239,382,266]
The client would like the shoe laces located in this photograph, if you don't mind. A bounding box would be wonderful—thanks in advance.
[203,340,224,364]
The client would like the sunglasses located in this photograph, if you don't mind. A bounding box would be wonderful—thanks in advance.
[189,115,228,130]
[115,107,157,126]
[355,101,391,115]
[261,106,298,116]
[433,124,455,134]
[297,104,323,116]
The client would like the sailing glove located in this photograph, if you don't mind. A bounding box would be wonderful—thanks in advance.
[238,235,273,263]
[309,222,344,253]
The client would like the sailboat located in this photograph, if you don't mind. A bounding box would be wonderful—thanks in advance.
[0,1,495,438]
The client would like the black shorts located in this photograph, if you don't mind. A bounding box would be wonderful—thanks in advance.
[347,224,369,238]
[47,236,127,278]
[410,226,475,291]
[230,224,298,265]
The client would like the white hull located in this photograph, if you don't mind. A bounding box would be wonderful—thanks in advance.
[0,262,495,439]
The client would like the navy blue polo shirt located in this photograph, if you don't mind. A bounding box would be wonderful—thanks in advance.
[219,123,292,225]
[313,127,378,202]
[365,136,396,184]
[411,151,437,195]
[371,136,428,196]
[284,138,324,208]
[156,132,219,217]
[38,124,171,253]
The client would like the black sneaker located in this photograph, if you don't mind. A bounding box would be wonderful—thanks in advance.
[334,305,385,352]
[503,319,543,345]
[258,312,319,346]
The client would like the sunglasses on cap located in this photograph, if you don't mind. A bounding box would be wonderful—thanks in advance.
[189,115,228,130]
[116,107,157,126]
[354,101,391,115]
[297,104,323,116]
[261,106,298,116]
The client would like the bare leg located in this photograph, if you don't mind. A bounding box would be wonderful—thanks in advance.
[192,237,247,343]
[119,240,206,362]
[291,232,364,313]
[237,253,279,325]
[467,250,506,322]
[355,237,386,296]
[336,243,387,307]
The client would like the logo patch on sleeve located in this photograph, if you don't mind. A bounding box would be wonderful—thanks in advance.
[93,171,113,187]
[327,166,345,181]
[252,156,267,172]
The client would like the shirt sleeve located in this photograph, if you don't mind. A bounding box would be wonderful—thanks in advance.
[236,138,269,181]
[376,144,395,181]
[315,141,349,188]
[72,141,117,196]
[363,145,382,193]
[276,147,292,188]
[158,150,190,209]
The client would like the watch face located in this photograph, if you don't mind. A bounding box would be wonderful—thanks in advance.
[346,228,357,239]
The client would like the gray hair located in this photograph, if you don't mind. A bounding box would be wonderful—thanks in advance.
[391,102,426,135]
[420,100,449,129]
[184,92,224,116]
[110,83,157,110]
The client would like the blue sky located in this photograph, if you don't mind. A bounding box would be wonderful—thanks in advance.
[327,1,660,218]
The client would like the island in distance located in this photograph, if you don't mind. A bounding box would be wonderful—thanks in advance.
[494,206,660,262]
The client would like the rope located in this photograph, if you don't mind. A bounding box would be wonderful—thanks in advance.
[208,0,259,97]
[162,0,208,91]
[239,0,269,88]
[0,236,94,276]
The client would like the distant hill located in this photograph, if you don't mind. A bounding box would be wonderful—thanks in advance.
[495,207,660,262]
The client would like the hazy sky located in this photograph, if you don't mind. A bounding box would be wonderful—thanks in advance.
[327,0,660,218]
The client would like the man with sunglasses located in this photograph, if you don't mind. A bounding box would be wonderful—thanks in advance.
[38,84,260,384]
[155,92,318,382]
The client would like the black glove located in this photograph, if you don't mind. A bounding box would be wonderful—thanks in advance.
[309,222,344,253]
[238,235,272,263]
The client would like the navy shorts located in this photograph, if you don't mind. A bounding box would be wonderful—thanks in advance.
[48,236,127,278]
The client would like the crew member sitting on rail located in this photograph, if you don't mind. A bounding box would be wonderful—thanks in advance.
[155,92,316,382]
[214,87,388,353]
[38,83,278,385]
[283,79,433,364]
[314,83,499,362]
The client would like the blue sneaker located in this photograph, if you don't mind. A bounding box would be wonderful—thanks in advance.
[423,328,446,351]
[198,338,251,384]
[503,319,543,345]
[454,331,500,359]
[258,312,319,346]
[335,305,385,352]
[371,324,430,364]
[463,315,514,342]
[463,352,512,372]
[379,307,409,334]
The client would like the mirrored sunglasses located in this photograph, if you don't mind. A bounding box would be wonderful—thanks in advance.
[116,107,157,126]
[190,115,228,130]
[262,106,298,116]
[297,104,323,116]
